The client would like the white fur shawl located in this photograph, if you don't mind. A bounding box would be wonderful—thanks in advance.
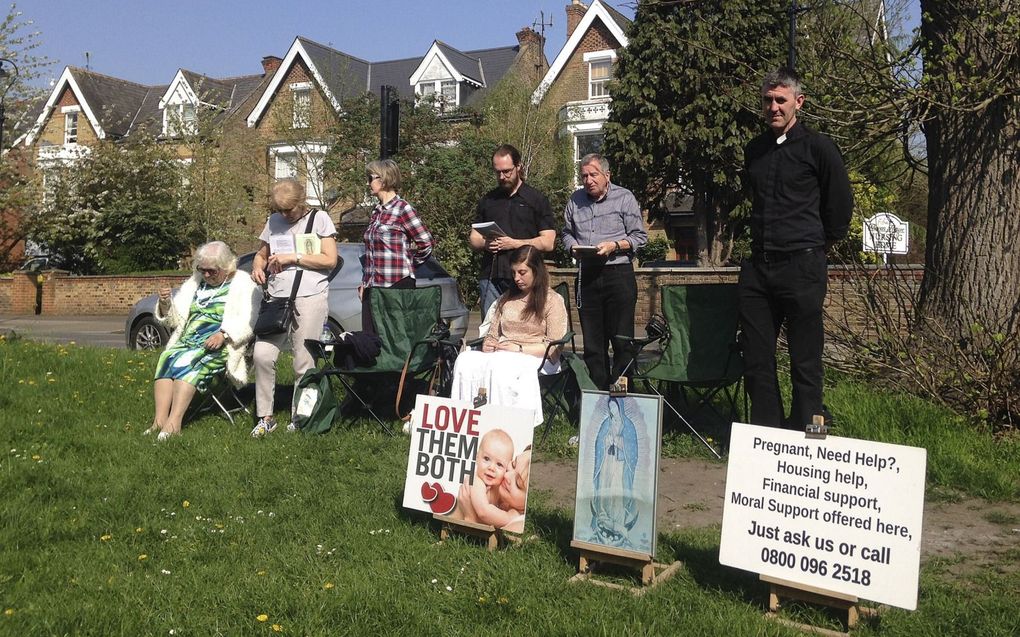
[155,272,261,387]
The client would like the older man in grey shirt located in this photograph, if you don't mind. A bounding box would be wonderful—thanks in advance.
[562,153,648,390]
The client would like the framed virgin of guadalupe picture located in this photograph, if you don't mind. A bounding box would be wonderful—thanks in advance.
[572,390,663,557]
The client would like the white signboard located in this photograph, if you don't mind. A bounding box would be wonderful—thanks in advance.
[720,423,927,610]
[863,212,909,255]
[402,395,535,533]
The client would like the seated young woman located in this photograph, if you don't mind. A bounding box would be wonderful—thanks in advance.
[143,241,260,440]
[451,246,567,425]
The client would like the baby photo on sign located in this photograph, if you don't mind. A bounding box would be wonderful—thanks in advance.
[402,394,535,533]
[572,391,663,556]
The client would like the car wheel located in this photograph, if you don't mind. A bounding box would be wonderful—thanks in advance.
[131,316,169,350]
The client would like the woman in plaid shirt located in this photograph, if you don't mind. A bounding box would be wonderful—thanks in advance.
[361,159,434,333]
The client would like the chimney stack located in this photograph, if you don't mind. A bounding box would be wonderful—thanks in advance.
[516,26,544,48]
[565,0,587,38]
[261,56,283,76]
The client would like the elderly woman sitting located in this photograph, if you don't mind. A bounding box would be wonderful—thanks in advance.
[451,246,567,425]
[143,241,260,440]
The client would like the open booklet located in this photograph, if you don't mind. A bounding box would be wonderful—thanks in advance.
[571,245,600,256]
[471,221,507,240]
[269,234,321,255]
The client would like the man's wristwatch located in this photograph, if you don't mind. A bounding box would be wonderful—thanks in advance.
[296,253,302,265]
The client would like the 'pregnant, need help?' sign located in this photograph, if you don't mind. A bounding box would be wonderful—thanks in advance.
[720,423,927,610]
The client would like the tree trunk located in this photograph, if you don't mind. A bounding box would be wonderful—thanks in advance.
[917,0,1020,344]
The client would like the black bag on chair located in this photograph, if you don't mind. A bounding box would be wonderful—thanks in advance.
[253,210,318,337]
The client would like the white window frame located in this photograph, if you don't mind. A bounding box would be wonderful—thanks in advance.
[270,143,326,206]
[63,112,79,145]
[164,103,197,137]
[290,82,312,129]
[583,50,617,100]
[416,79,459,112]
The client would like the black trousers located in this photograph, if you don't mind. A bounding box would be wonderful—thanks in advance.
[361,276,415,335]
[738,249,827,429]
[577,262,637,390]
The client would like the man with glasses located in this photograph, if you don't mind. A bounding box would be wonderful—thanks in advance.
[562,153,647,390]
[469,144,556,318]
[740,68,852,430]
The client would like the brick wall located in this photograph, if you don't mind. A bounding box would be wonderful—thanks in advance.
[1,267,926,339]
[548,265,925,338]
[0,272,189,316]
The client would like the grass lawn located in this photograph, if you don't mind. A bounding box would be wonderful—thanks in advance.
[1,336,1018,635]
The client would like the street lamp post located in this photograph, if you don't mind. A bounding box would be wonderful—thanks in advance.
[786,0,814,71]
[0,58,20,153]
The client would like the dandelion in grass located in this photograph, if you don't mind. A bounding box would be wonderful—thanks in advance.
[272,624,282,632]
[498,597,508,605]
[323,582,334,590]
[135,527,144,533]
[138,554,148,561]
[182,500,190,508]
[256,614,269,622]
[100,534,112,542]
[4,608,14,616]
[257,570,267,576]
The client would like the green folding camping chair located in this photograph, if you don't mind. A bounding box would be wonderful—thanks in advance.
[621,284,745,458]
[311,285,458,434]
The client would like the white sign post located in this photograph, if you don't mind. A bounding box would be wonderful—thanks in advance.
[862,212,909,265]
[720,423,927,611]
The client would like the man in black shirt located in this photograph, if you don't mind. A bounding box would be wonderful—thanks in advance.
[739,68,853,429]
[470,144,556,317]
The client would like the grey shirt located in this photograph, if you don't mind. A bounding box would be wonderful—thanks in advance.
[562,182,647,265]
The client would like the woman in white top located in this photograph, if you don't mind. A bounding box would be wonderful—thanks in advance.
[249,179,338,436]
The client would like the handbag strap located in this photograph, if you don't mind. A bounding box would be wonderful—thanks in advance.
[266,209,319,302]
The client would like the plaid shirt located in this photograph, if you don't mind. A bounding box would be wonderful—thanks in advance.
[362,195,434,287]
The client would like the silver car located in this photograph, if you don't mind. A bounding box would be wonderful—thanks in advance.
[125,243,468,349]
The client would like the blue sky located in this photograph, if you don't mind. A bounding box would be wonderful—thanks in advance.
[22,0,635,88]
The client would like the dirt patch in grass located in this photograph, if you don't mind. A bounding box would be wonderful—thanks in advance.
[531,456,1020,571]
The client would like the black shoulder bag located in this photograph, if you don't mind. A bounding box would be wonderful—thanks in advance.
[254,210,318,337]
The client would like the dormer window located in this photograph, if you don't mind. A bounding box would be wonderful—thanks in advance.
[166,103,197,137]
[291,82,311,129]
[584,50,617,100]
[416,80,458,113]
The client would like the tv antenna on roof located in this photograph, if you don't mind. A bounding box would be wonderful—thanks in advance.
[84,51,91,71]
[532,10,553,38]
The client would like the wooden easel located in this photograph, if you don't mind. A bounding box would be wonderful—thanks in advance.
[761,574,880,635]
[434,514,520,551]
[569,540,682,596]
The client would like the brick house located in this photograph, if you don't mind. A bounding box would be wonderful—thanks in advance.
[531,0,631,183]
[12,27,547,255]
[244,30,548,211]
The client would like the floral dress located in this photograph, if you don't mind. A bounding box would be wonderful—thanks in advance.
[153,281,231,392]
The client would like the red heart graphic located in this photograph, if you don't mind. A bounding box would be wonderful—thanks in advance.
[429,490,456,515]
[420,481,439,502]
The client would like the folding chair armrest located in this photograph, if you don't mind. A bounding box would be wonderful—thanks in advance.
[465,336,484,350]
[537,331,573,371]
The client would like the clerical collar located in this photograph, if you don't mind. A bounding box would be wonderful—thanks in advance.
[776,133,787,145]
